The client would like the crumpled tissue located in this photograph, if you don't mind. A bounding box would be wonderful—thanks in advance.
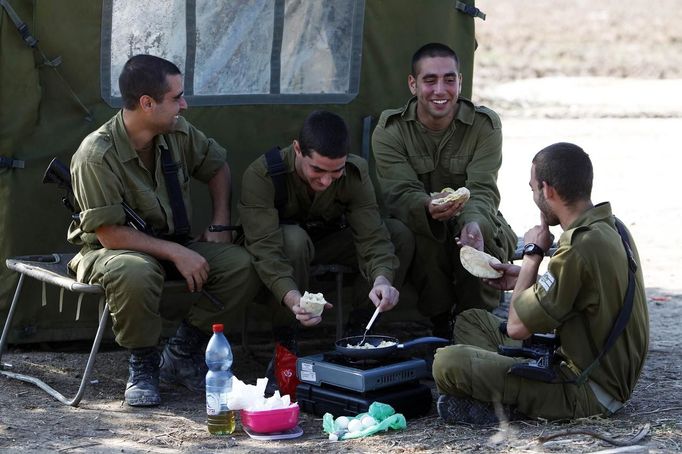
[323,402,407,440]
[226,376,295,411]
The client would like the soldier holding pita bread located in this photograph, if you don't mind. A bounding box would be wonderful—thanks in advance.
[372,42,517,338]
[432,142,649,425]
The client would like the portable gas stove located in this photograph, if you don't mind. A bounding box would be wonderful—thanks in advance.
[295,351,433,418]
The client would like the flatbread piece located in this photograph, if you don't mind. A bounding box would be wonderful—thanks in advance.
[431,186,470,206]
[459,245,503,278]
[299,291,327,316]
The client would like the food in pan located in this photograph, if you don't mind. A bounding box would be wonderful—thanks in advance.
[345,340,397,349]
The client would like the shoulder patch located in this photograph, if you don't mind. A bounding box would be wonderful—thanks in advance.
[538,271,556,293]
[475,105,502,129]
[377,107,405,128]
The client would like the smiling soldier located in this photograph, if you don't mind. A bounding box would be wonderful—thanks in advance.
[68,54,261,407]
[239,111,414,368]
[372,43,517,339]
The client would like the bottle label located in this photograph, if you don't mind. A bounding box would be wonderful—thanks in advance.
[206,391,228,416]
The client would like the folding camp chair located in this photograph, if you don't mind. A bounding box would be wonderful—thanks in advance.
[0,253,188,407]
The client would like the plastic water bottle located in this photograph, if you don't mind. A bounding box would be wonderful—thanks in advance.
[205,323,235,435]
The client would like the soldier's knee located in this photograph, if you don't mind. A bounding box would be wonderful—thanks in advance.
[433,345,468,388]
[280,224,314,262]
[101,252,164,291]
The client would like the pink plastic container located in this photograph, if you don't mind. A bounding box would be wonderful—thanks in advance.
[240,405,300,433]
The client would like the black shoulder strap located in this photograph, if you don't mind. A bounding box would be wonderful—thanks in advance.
[573,217,637,385]
[264,146,286,217]
[160,145,191,236]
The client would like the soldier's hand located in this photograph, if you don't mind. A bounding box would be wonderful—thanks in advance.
[482,263,520,291]
[426,195,466,221]
[455,222,484,251]
[524,215,553,252]
[172,248,210,293]
[283,290,332,327]
[369,276,399,312]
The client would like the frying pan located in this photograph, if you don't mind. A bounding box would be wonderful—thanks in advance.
[335,335,449,359]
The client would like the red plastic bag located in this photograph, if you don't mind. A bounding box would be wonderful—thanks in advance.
[274,342,301,401]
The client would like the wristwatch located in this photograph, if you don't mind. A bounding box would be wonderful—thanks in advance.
[522,243,545,257]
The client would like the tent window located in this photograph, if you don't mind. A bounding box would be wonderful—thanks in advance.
[101,0,365,106]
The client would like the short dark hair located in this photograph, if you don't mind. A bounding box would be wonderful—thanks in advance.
[119,54,181,110]
[298,111,349,159]
[532,142,593,203]
[411,42,460,76]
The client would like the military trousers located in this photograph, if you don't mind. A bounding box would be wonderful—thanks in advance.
[411,231,502,318]
[76,241,262,349]
[270,218,414,326]
[432,309,606,420]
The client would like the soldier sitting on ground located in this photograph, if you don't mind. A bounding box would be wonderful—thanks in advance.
[432,142,649,424]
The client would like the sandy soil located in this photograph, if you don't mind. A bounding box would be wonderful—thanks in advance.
[2,1,682,452]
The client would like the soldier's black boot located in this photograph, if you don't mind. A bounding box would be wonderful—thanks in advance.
[437,394,520,425]
[159,320,210,392]
[125,347,161,407]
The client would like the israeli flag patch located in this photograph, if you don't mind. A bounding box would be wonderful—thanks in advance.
[538,271,555,292]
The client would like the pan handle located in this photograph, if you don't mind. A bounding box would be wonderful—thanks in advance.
[398,336,450,350]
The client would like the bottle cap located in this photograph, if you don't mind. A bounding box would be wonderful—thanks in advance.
[212,323,224,333]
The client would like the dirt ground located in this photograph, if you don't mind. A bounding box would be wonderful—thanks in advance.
[2,1,682,452]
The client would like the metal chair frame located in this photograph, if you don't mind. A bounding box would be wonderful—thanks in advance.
[0,253,187,407]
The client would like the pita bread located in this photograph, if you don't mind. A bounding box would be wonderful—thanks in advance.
[299,291,327,316]
[431,186,470,206]
[459,245,503,278]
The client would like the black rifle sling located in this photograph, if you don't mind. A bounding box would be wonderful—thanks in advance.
[264,146,286,216]
[573,217,637,385]
[160,145,191,236]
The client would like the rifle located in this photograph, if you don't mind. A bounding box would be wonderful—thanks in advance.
[43,158,154,235]
[498,322,561,383]
[43,157,224,309]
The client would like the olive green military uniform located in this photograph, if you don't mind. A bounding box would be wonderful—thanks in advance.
[68,111,262,349]
[432,203,649,419]
[372,97,517,316]
[238,145,413,310]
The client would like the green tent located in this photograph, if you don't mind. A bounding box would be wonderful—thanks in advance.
[0,0,483,343]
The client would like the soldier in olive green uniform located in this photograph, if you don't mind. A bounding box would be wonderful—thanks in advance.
[68,55,261,407]
[239,111,413,331]
[372,43,516,336]
[432,143,649,424]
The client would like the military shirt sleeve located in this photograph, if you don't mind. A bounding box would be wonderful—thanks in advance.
[70,138,127,234]
[513,246,586,334]
[456,110,503,239]
[238,161,298,302]
[372,115,443,240]
[343,158,398,282]
[179,118,227,182]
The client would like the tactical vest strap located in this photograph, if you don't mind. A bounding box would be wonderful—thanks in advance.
[160,145,191,236]
[265,146,286,216]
